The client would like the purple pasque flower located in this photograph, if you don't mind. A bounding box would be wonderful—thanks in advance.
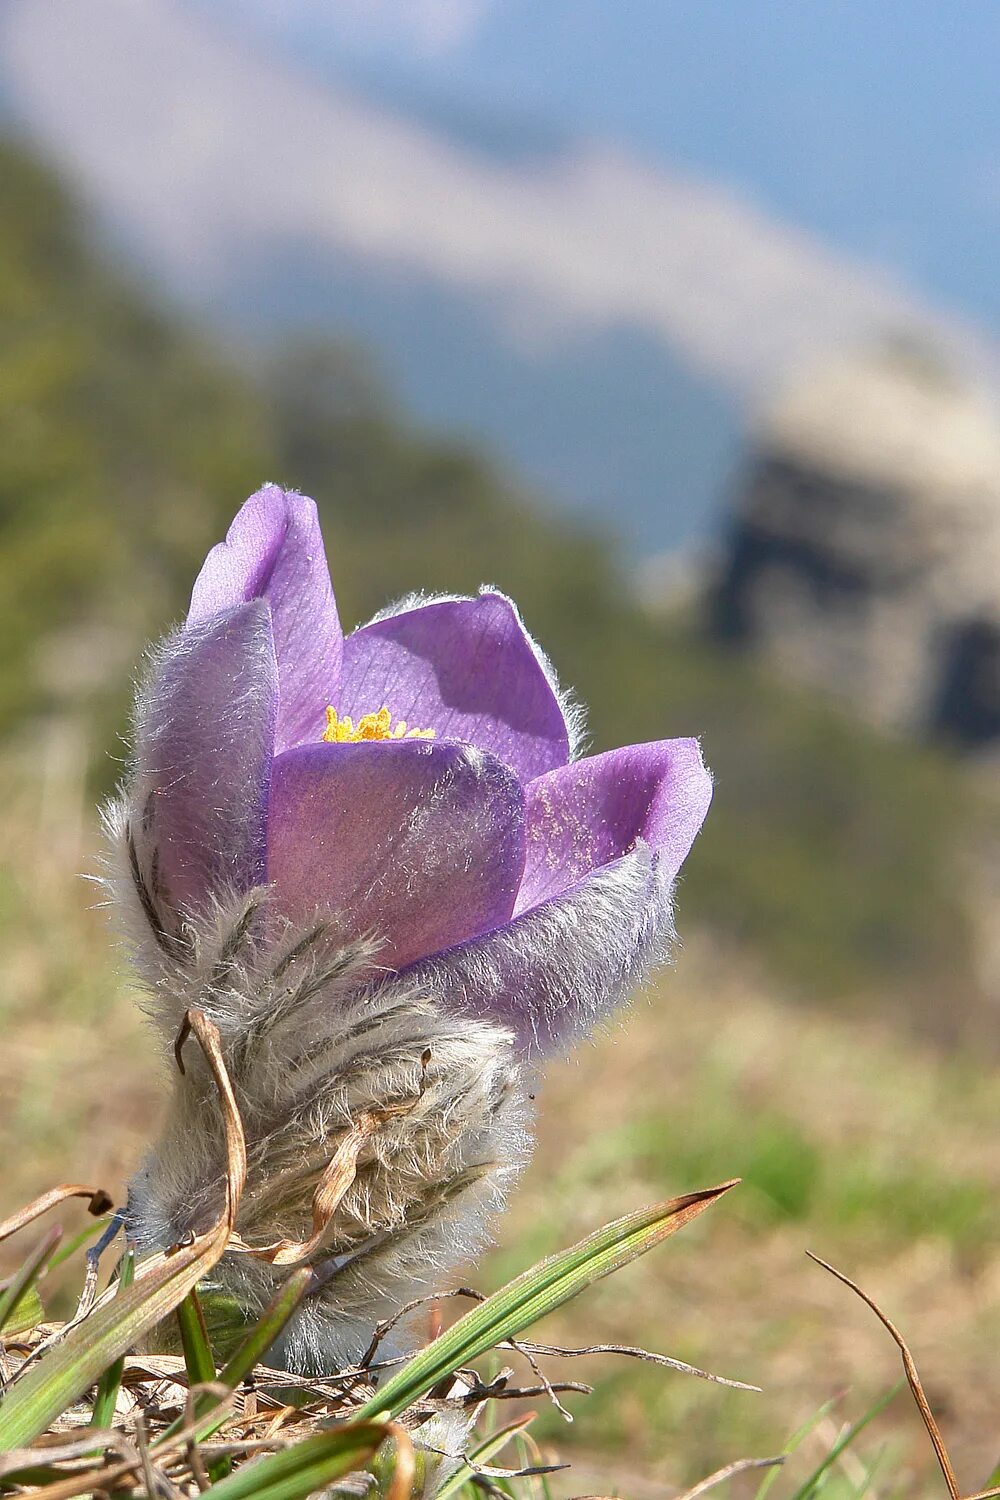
[113,484,711,1372]
[132,483,711,1056]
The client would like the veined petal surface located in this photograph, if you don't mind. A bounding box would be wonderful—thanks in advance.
[339,593,569,782]
[515,737,712,914]
[188,485,342,752]
[267,740,526,972]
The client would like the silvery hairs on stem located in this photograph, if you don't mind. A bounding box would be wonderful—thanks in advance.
[104,791,531,1375]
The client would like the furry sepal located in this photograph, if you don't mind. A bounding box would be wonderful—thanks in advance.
[107,803,532,1373]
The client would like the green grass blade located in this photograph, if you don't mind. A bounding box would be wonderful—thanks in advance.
[0,1224,230,1450]
[787,1383,901,1500]
[852,1444,888,1500]
[537,1458,556,1500]
[754,1397,839,1500]
[47,1216,113,1273]
[198,1421,387,1500]
[177,1286,216,1388]
[175,1286,230,1482]
[0,1228,60,1339]
[434,1414,536,1500]
[155,1267,312,1450]
[357,1180,736,1422]
[215,1269,310,1394]
[88,1251,134,1434]
[0,1287,44,1341]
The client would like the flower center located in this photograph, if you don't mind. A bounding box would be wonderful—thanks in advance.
[322,705,436,743]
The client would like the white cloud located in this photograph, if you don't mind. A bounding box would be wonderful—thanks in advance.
[4,0,995,394]
[235,0,492,57]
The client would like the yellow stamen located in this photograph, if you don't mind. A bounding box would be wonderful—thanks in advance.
[323,705,436,743]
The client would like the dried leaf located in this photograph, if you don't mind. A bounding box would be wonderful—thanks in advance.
[0,1012,245,1449]
[0,1187,112,1246]
[670,1456,786,1500]
[808,1252,960,1500]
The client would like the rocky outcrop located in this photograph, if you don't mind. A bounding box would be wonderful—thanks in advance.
[711,345,1000,745]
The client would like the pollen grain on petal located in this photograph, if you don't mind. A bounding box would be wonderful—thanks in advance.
[323,704,435,743]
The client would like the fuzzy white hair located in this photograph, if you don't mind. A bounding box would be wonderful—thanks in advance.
[417,844,673,1056]
[104,796,532,1374]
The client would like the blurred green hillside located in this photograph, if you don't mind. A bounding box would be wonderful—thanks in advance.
[1,135,995,1033]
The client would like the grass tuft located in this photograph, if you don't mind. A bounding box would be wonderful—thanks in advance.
[0,1030,745,1499]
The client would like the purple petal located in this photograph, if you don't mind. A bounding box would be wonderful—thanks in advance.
[129,600,277,917]
[267,740,526,972]
[414,846,669,1058]
[515,738,712,915]
[188,486,343,753]
[339,593,570,782]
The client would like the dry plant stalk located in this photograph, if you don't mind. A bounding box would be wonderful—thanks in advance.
[808,1251,1000,1500]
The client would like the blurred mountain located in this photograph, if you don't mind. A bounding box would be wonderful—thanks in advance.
[711,343,1000,750]
[2,0,995,552]
[227,3,1000,339]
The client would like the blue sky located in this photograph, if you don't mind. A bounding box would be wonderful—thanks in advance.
[241,0,1000,336]
[457,2,1000,330]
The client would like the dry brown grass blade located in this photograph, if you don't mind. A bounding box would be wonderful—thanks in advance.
[487,1418,568,1482]
[262,1403,299,1440]
[187,1434,212,1493]
[514,1339,761,1392]
[506,1337,574,1423]
[667,1455,786,1500]
[807,1251,962,1500]
[385,1421,416,1500]
[175,1009,247,1226]
[243,1113,384,1266]
[0,1011,247,1434]
[478,1379,592,1403]
[238,1090,426,1267]
[0,1186,113,1245]
[0,1432,122,1477]
[362,1287,485,1367]
[4,1447,144,1500]
[136,1412,182,1500]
